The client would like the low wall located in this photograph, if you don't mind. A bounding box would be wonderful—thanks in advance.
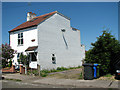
[2,65,16,73]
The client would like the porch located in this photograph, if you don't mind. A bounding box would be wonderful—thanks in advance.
[25,46,38,69]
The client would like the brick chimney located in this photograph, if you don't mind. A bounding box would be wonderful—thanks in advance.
[27,12,36,21]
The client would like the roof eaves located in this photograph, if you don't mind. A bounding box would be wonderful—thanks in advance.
[9,25,37,33]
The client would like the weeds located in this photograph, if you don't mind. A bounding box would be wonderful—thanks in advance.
[104,74,113,77]
[79,72,83,79]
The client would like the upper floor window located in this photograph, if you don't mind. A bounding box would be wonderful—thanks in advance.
[18,33,23,45]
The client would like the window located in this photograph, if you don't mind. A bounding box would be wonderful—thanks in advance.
[30,52,37,61]
[61,29,66,32]
[52,54,56,64]
[17,52,23,64]
[18,33,23,45]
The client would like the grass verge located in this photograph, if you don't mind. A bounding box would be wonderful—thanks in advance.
[5,78,22,82]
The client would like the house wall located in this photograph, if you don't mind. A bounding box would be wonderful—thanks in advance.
[10,27,38,66]
[37,13,85,70]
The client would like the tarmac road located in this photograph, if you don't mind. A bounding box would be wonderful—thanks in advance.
[2,80,76,88]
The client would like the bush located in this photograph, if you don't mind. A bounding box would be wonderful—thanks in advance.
[50,69,57,72]
[40,71,48,77]
[85,30,120,75]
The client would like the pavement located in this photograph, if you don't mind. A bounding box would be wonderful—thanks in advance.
[2,73,120,88]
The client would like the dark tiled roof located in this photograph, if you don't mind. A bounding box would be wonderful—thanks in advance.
[9,11,57,32]
[25,46,38,51]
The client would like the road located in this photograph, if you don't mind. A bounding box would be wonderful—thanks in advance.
[2,80,76,88]
[2,73,119,89]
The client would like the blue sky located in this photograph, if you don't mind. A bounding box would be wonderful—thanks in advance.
[2,2,118,50]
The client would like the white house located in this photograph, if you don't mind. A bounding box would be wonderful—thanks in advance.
[9,11,85,70]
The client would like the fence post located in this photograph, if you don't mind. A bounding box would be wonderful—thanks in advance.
[20,64,24,74]
[11,65,15,73]
[37,64,40,76]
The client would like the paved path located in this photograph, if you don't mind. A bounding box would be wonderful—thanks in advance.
[2,73,120,88]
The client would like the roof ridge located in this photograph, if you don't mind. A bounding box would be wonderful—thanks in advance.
[33,11,57,19]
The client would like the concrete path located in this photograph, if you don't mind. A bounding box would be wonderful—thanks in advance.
[2,73,120,88]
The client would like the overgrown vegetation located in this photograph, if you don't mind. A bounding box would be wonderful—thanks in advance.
[85,30,120,75]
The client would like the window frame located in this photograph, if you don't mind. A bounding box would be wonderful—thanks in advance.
[18,32,23,46]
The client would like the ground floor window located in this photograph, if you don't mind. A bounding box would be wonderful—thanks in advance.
[17,52,23,64]
[29,52,37,61]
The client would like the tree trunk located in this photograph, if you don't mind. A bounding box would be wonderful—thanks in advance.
[25,65,27,75]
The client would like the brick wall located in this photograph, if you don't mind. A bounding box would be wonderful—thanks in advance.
[2,65,16,73]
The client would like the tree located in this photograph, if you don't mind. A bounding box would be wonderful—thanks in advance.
[85,30,120,75]
[1,43,16,68]
[19,53,29,74]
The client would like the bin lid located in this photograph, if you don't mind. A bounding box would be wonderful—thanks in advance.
[94,63,101,66]
[83,63,93,66]
[94,64,98,66]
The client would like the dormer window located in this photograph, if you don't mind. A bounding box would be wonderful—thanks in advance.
[18,33,23,45]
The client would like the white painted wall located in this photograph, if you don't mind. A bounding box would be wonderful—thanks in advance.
[10,12,85,70]
[37,13,85,70]
[10,27,38,66]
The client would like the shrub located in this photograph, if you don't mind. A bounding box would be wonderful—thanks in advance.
[85,30,120,75]
[40,71,48,77]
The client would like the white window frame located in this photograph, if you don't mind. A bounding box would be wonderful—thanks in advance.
[18,32,23,46]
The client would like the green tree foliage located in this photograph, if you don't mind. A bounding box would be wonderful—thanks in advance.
[1,43,16,68]
[19,53,29,66]
[85,30,120,75]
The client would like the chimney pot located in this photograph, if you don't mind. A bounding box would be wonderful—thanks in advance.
[27,12,36,21]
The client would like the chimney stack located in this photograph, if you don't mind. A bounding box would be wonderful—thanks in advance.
[27,12,36,21]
